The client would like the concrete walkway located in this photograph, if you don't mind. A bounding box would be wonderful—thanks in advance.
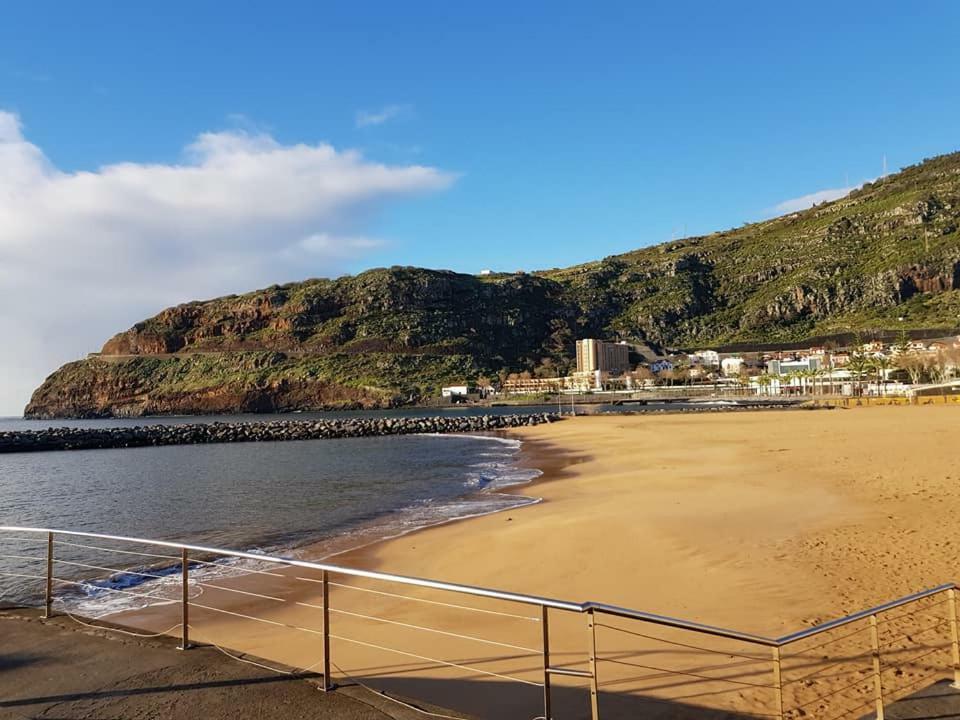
[0,609,457,720]
[5,608,960,720]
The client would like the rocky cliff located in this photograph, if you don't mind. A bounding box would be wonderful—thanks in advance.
[26,151,960,418]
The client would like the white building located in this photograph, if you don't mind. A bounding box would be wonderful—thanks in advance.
[441,385,470,398]
[694,349,720,367]
[766,357,823,375]
[721,357,745,377]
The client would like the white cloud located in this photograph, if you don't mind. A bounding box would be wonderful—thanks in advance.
[771,185,857,214]
[355,104,411,128]
[0,111,455,415]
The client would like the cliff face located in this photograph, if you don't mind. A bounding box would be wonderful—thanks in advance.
[26,151,960,418]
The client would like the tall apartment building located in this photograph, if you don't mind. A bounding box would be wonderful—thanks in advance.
[575,339,630,375]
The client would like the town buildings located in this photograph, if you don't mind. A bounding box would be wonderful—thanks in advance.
[720,357,745,377]
[765,357,822,375]
[575,339,630,375]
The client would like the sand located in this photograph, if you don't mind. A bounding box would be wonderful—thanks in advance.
[118,406,960,719]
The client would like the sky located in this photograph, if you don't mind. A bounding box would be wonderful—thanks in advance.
[2,2,960,414]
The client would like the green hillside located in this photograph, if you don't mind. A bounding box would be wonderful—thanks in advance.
[26,152,960,417]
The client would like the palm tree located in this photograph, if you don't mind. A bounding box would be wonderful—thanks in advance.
[757,373,773,396]
[871,356,892,396]
[847,352,872,397]
[809,367,825,396]
[786,370,804,396]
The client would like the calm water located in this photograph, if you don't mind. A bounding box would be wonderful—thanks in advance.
[0,408,555,611]
[0,401,757,612]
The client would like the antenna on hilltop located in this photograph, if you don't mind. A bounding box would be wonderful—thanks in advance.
[882,154,888,177]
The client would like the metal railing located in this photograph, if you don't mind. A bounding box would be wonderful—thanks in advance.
[1,525,958,720]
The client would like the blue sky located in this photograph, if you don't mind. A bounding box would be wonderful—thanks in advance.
[5,2,960,272]
[1,2,960,412]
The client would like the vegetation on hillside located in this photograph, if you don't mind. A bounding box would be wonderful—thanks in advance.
[26,151,960,417]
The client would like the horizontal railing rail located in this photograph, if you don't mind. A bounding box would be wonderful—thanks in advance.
[775,584,957,645]
[0,526,583,612]
[2,525,958,720]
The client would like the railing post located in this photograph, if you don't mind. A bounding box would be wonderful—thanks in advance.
[322,569,333,691]
[179,548,190,650]
[541,605,552,720]
[771,645,785,720]
[949,588,960,688]
[44,531,54,619]
[586,608,600,720]
[870,614,884,720]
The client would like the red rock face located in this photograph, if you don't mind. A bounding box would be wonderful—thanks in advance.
[897,263,960,300]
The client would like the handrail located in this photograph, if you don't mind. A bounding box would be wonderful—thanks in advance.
[0,526,582,613]
[774,584,956,645]
[1,525,956,650]
[585,602,778,646]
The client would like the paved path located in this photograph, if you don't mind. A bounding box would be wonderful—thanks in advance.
[6,608,959,719]
[0,609,454,720]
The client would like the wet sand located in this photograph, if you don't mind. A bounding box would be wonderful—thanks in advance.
[120,405,960,719]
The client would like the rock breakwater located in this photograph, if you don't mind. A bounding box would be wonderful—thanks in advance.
[0,413,561,454]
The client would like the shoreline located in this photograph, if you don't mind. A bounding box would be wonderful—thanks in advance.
[300,432,549,563]
[315,431,578,566]
[103,404,960,718]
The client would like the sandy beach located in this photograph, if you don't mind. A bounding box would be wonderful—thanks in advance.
[120,405,960,719]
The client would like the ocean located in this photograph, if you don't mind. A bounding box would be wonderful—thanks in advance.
[0,400,767,615]
[0,407,558,614]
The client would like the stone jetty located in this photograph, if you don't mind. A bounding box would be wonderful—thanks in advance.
[0,413,562,454]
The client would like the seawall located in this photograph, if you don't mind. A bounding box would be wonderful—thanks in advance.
[0,413,561,454]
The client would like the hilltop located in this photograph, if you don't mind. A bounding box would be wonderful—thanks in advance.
[26,152,960,417]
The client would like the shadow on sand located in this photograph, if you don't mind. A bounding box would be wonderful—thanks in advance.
[350,674,769,719]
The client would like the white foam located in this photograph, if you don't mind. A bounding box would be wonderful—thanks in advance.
[73,434,542,617]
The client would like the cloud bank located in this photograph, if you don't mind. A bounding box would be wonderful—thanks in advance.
[0,111,454,415]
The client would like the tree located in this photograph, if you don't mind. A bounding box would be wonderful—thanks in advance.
[847,351,872,397]
[809,367,825,396]
[894,329,911,358]
[631,366,654,388]
[871,356,892,396]
[757,373,773,396]
[947,347,960,380]
[476,375,493,398]
[929,350,952,384]
[785,370,803,395]
[533,358,556,379]
[897,351,926,386]
[545,318,573,358]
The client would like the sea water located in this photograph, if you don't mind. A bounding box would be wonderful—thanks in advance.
[0,412,544,613]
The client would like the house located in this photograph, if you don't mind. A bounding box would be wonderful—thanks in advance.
[650,359,674,373]
[721,357,745,376]
[693,349,720,367]
[830,353,851,367]
[766,357,823,376]
[441,385,471,399]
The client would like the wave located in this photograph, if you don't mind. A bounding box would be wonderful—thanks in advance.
[63,434,542,617]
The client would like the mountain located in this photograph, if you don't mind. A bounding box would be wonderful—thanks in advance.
[26,151,960,418]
